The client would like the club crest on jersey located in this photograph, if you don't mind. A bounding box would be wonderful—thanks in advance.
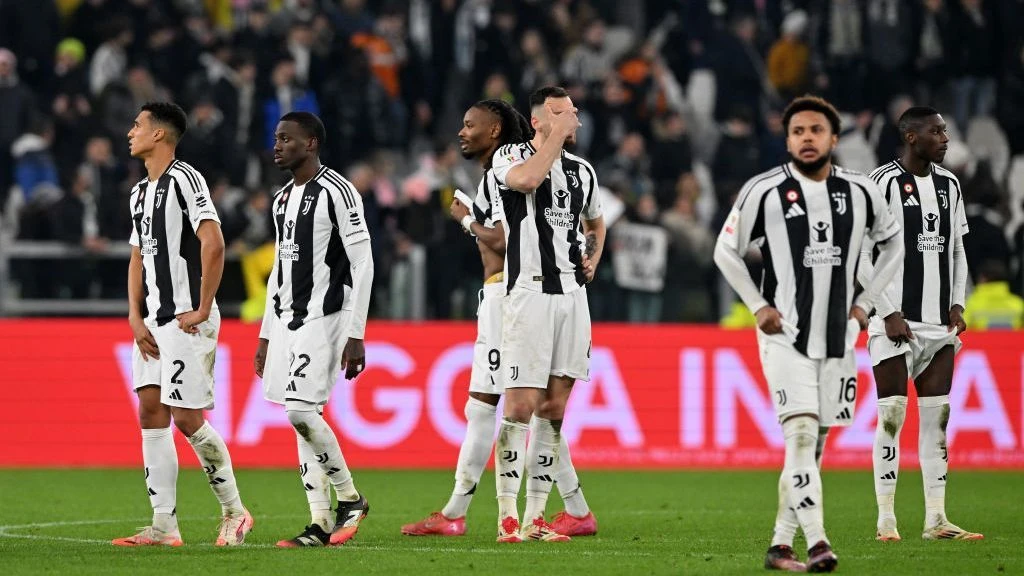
[566,170,579,189]
[301,194,314,215]
[155,187,165,209]
[937,188,948,209]
[830,190,847,215]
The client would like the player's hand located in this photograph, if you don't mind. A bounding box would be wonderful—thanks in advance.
[849,306,869,330]
[883,312,914,346]
[255,338,269,378]
[581,253,597,283]
[130,316,160,361]
[176,309,209,334]
[755,306,784,335]
[341,338,366,380]
[948,304,966,335]
[548,103,580,141]
[450,198,470,223]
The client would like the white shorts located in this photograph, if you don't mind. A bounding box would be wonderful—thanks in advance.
[132,309,221,410]
[759,318,860,426]
[867,317,962,379]
[263,310,350,406]
[501,287,591,389]
[469,281,504,395]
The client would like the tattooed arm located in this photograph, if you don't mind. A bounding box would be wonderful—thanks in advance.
[581,216,606,283]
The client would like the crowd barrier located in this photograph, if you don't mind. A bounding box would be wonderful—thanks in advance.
[1,320,1021,469]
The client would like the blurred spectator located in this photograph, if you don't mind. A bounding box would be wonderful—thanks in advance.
[963,159,1012,282]
[872,94,913,163]
[622,194,663,323]
[600,132,653,203]
[0,48,37,204]
[914,0,953,110]
[758,108,788,171]
[262,57,319,150]
[767,10,810,101]
[949,0,998,131]
[518,28,558,107]
[660,177,715,322]
[49,166,104,298]
[963,259,1024,329]
[179,99,230,183]
[649,112,693,210]
[863,0,916,112]
[816,0,867,112]
[712,107,760,205]
[562,19,615,88]
[0,0,60,92]
[50,39,92,177]
[710,13,764,125]
[89,20,132,96]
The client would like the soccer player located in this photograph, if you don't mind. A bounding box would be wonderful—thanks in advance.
[114,102,253,547]
[862,106,981,542]
[489,86,606,543]
[253,112,374,547]
[401,99,597,537]
[714,96,905,572]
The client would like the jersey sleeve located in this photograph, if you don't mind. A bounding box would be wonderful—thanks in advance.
[129,221,139,247]
[128,184,141,246]
[865,177,900,243]
[581,162,603,220]
[334,182,370,248]
[952,178,969,237]
[178,170,220,231]
[491,144,527,187]
[717,180,766,254]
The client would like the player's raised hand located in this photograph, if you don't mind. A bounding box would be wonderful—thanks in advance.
[883,311,914,346]
[130,317,160,361]
[755,306,784,335]
[849,305,869,330]
[450,198,470,224]
[548,104,580,141]
[948,304,966,335]
[341,338,366,380]
[254,338,269,378]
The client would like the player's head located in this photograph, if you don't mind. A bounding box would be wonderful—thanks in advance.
[274,111,326,171]
[529,85,577,146]
[128,102,187,158]
[899,106,948,164]
[783,95,840,174]
[460,99,533,167]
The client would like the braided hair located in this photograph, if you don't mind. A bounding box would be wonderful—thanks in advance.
[472,99,534,168]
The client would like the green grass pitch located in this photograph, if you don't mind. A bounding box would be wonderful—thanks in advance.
[1,469,1020,575]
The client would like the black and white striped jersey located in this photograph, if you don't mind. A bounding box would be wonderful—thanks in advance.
[267,165,369,330]
[129,159,220,326]
[472,169,502,228]
[491,142,603,295]
[869,160,969,325]
[718,162,900,359]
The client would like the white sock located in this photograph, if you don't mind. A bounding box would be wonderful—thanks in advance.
[771,471,800,547]
[554,427,590,517]
[142,427,178,531]
[296,427,333,532]
[495,418,529,522]
[442,398,497,519]
[873,396,907,524]
[187,421,244,516]
[287,404,359,502]
[782,417,828,547]
[523,416,560,523]
[919,395,950,527]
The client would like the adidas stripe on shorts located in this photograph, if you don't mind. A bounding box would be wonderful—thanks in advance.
[263,309,351,406]
[132,309,221,410]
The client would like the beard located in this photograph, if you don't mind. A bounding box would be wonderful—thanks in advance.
[791,151,831,175]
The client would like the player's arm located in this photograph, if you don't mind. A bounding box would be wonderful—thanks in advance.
[451,193,506,254]
[128,245,159,360]
[498,107,579,193]
[581,216,605,283]
[187,219,225,327]
[255,234,281,378]
[342,237,373,380]
[949,192,969,333]
[713,190,775,332]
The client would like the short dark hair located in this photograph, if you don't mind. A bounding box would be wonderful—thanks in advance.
[978,259,1008,283]
[898,106,941,136]
[280,111,326,149]
[472,99,534,168]
[141,102,187,141]
[529,86,570,109]
[782,95,841,135]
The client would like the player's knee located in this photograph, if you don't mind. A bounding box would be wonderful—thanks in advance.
[781,415,818,446]
[170,410,204,437]
[504,399,534,424]
[535,398,566,421]
[285,400,320,440]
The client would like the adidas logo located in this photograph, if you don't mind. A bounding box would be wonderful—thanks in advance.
[286,381,297,392]
[500,470,520,479]
[785,203,806,219]
[796,497,816,509]
[903,196,920,207]
[303,482,315,491]
[169,389,183,401]
[880,471,897,480]
[531,474,554,482]
[209,477,226,485]
[326,467,340,475]
[148,487,158,496]
[835,407,851,420]
[938,474,947,481]
[465,483,477,495]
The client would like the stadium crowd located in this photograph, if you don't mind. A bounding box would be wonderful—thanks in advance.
[1,0,1023,325]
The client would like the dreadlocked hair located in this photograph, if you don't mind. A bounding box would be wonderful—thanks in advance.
[472,99,533,168]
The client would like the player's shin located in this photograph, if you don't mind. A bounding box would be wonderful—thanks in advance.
[187,421,244,516]
[782,416,828,547]
[553,423,590,517]
[918,395,950,527]
[873,396,907,526]
[142,426,179,532]
[771,471,800,548]
[523,416,560,523]
[495,419,529,523]
[286,402,358,501]
[296,428,333,532]
[442,398,497,519]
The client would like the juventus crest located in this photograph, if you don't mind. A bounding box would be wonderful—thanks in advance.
[301,194,314,215]
[830,190,847,215]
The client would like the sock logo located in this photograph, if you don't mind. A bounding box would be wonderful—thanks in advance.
[538,455,555,467]
[326,467,340,475]
[299,463,309,476]
[940,446,948,462]
[304,482,316,491]
[169,389,183,401]
[796,497,816,509]
[499,470,520,478]
[937,474,947,481]
[880,471,897,480]
[792,473,810,489]
[209,477,226,485]
[883,446,896,462]
[286,381,297,392]
[531,474,554,482]
[315,453,329,464]
[501,450,518,463]
[203,465,217,474]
